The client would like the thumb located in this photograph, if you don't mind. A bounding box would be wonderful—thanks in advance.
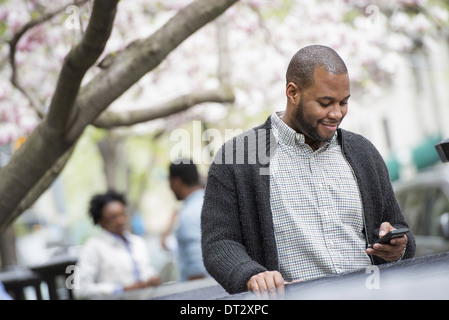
[379,222,394,237]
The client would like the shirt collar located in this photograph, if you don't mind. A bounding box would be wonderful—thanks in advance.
[271,111,338,150]
[101,228,131,245]
[271,111,297,146]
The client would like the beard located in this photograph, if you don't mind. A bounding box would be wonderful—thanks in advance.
[294,96,334,144]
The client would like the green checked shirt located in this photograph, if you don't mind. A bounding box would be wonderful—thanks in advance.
[270,111,372,282]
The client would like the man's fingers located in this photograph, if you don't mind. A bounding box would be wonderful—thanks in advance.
[247,278,262,299]
[273,271,285,297]
[367,234,408,261]
[264,271,284,298]
[251,274,270,299]
[390,234,408,246]
[247,274,269,299]
[247,271,285,299]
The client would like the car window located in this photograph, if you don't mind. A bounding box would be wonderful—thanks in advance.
[428,187,449,237]
[396,187,429,235]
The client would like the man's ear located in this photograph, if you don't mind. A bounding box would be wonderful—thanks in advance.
[286,82,299,103]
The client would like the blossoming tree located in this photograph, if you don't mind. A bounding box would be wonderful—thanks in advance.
[0,0,447,234]
[0,0,238,232]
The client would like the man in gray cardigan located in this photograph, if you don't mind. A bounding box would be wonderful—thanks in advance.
[201,45,415,297]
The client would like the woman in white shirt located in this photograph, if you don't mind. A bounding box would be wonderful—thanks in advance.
[74,190,160,299]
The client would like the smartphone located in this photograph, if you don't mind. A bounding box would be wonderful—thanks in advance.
[370,227,409,247]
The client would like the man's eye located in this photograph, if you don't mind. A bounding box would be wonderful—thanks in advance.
[319,102,331,107]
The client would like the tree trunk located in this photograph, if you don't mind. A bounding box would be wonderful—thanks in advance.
[0,224,17,268]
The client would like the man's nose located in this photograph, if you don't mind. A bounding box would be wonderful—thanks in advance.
[328,103,343,120]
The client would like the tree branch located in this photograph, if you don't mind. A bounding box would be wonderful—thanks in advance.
[66,0,239,142]
[45,0,118,134]
[93,86,235,128]
[5,144,76,231]
[8,0,91,118]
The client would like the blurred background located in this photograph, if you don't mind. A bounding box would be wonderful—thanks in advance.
[1,0,449,299]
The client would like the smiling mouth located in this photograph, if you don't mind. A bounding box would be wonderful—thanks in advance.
[321,122,339,130]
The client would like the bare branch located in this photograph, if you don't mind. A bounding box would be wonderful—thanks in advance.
[217,15,232,87]
[93,86,235,129]
[8,0,91,118]
[9,77,45,118]
[45,0,118,134]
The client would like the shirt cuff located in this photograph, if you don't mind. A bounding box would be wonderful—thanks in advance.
[397,247,406,261]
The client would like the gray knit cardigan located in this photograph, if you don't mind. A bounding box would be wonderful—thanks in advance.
[201,116,416,294]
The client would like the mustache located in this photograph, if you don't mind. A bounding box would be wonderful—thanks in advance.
[320,120,340,126]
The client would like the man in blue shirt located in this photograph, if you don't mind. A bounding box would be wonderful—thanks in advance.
[168,159,208,281]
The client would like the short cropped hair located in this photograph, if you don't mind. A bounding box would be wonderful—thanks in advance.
[169,158,199,186]
[88,190,126,224]
[286,45,348,90]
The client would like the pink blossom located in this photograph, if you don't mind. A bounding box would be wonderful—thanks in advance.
[0,10,9,22]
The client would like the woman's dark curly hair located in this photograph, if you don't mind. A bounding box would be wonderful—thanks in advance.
[88,190,127,225]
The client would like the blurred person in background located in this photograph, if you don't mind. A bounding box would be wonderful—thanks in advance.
[74,190,160,299]
[166,159,208,282]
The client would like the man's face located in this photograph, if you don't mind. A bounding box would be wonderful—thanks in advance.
[286,67,350,150]
[99,201,128,236]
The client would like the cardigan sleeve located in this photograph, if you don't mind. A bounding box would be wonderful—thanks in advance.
[201,162,267,294]
[341,129,416,263]
[374,150,416,262]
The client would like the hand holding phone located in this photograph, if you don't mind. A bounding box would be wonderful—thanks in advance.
[370,227,409,247]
